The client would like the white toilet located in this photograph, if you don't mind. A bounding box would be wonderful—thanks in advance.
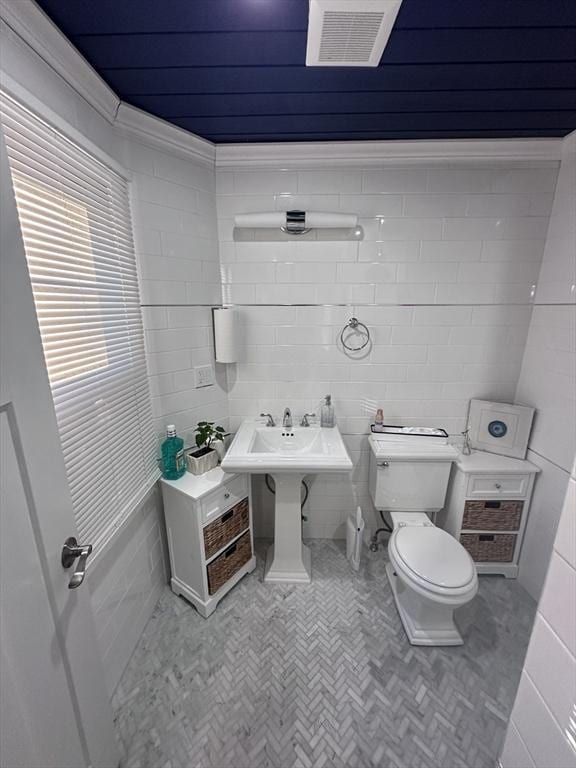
[368,433,478,646]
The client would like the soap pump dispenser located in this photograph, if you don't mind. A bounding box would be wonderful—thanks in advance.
[320,394,335,428]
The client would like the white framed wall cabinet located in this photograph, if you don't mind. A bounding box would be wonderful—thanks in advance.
[443,451,540,578]
[161,468,256,617]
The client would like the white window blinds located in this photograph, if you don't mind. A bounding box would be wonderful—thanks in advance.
[1,92,159,551]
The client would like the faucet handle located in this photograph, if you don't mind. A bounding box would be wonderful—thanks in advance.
[260,413,275,427]
[300,413,316,427]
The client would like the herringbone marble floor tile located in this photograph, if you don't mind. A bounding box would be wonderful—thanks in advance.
[112,540,535,768]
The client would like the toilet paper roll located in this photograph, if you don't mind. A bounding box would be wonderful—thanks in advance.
[213,307,238,363]
[234,211,358,229]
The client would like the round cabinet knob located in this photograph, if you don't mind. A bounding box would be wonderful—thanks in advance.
[224,492,230,499]
[494,483,502,490]
[379,461,389,468]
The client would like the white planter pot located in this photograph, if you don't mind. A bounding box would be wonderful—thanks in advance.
[185,447,218,475]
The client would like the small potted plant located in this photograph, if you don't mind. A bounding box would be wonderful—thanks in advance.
[185,421,228,475]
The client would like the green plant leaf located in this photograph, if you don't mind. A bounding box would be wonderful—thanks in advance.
[194,420,227,449]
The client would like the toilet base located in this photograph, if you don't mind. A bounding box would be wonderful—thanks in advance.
[386,563,464,646]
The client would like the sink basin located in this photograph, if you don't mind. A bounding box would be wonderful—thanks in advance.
[221,421,353,474]
[250,427,323,455]
[221,419,353,585]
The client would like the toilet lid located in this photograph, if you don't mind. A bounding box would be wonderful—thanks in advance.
[393,526,475,589]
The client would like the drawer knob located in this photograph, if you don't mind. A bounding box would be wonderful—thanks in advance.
[494,483,502,490]
[224,492,230,499]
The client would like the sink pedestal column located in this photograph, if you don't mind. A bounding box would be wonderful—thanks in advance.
[264,473,311,584]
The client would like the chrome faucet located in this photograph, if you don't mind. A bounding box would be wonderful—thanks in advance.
[282,407,292,429]
[260,413,275,427]
[300,413,316,427]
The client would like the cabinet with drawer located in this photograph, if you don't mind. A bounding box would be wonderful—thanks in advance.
[466,473,530,499]
[160,468,255,617]
[443,451,539,577]
[201,474,248,524]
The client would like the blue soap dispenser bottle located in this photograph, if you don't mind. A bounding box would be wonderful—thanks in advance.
[320,394,335,428]
[161,424,186,480]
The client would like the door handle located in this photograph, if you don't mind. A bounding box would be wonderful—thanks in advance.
[61,537,93,589]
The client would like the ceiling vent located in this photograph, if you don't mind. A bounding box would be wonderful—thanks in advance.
[306,0,403,67]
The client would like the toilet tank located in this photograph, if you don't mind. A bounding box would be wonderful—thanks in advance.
[368,436,457,512]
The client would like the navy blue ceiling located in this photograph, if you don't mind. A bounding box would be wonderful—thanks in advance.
[36,0,576,143]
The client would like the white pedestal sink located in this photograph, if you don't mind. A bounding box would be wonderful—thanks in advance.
[265,473,310,583]
[221,420,353,584]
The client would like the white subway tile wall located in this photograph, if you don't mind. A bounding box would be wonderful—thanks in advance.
[515,133,576,601]
[217,165,556,307]
[501,135,576,767]
[141,304,229,449]
[88,487,167,695]
[500,464,576,768]
[216,163,557,538]
[121,139,230,453]
[126,141,221,307]
[513,451,571,602]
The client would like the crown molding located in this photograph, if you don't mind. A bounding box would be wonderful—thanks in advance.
[562,128,576,155]
[0,0,216,165]
[0,0,119,122]
[0,71,131,180]
[115,103,215,167]
[215,138,563,169]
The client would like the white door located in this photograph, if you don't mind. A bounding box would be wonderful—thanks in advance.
[0,129,120,768]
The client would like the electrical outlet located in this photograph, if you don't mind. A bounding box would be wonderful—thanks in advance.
[194,364,214,388]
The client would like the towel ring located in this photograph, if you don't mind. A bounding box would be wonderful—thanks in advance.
[340,317,370,352]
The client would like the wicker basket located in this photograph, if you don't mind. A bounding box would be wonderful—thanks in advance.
[204,498,249,559]
[462,500,523,531]
[207,531,252,595]
[460,533,516,562]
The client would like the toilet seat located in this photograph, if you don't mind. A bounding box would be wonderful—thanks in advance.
[389,525,477,602]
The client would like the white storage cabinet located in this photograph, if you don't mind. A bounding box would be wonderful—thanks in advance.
[443,451,539,578]
[160,468,256,617]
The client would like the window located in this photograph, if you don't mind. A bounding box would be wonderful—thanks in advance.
[1,92,159,551]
